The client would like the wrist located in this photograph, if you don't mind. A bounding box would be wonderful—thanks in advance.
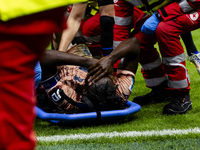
[109,55,118,65]
[86,58,99,67]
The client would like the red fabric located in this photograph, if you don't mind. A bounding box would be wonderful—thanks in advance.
[0,34,51,150]
[113,0,166,88]
[0,7,67,34]
[156,11,200,90]
[82,12,101,37]
[134,31,166,84]
[113,0,200,90]
[130,13,150,37]
[156,11,200,57]
[0,7,66,150]
[113,0,146,43]
[114,25,131,41]
[188,0,200,10]
[114,0,134,18]
[88,44,103,56]
[158,0,200,22]
[158,2,184,22]
[114,59,121,69]
[113,0,134,42]
[113,0,164,86]
[113,59,121,76]
[133,7,144,23]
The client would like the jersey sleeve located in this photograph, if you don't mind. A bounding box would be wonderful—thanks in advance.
[158,0,200,21]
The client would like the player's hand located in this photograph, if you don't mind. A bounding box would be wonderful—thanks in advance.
[86,56,114,86]
[141,12,161,35]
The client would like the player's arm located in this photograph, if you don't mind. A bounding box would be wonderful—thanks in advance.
[40,49,98,80]
[58,3,88,52]
[87,37,140,84]
[41,49,98,68]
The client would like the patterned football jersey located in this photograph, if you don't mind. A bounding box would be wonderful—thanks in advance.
[43,44,135,111]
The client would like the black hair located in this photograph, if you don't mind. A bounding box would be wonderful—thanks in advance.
[36,84,66,113]
[36,81,126,114]
[84,82,126,111]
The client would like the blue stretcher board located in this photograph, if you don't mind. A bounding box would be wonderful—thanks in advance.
[35,101,141,124]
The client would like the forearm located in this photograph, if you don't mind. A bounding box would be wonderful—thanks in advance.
[58,21,80,51]
[58,3,87,52]
[41,50,98,68]
[86,38,140,84]
[109,37,140,64]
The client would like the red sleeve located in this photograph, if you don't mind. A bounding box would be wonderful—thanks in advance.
[158,0,200,22]
[158,2,184,21]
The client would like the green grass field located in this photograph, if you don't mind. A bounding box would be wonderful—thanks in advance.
[35,29,200,150]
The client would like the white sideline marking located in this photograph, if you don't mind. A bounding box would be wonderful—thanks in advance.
[37,127,200,142]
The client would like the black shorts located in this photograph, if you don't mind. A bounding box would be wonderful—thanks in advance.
[97,0,113,6]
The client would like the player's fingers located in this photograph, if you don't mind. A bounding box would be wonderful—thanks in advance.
[88,70,107,86]
[92,72,108,83]
[88,68,103,82]
[87,63,98,73]
[87,68,103,84]
[87,65,102,77]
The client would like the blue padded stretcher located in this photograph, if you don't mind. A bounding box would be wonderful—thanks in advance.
[35,101,141,125]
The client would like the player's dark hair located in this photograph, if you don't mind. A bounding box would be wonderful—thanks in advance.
[84,81,126,111]
[36,80,126,114]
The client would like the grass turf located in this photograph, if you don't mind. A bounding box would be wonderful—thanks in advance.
[37,138,200,150]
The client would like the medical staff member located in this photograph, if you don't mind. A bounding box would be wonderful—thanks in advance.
[0,0,87,149]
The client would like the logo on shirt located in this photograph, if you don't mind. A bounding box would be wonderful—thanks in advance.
[114,0,118,4]
[190,12,199,21]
